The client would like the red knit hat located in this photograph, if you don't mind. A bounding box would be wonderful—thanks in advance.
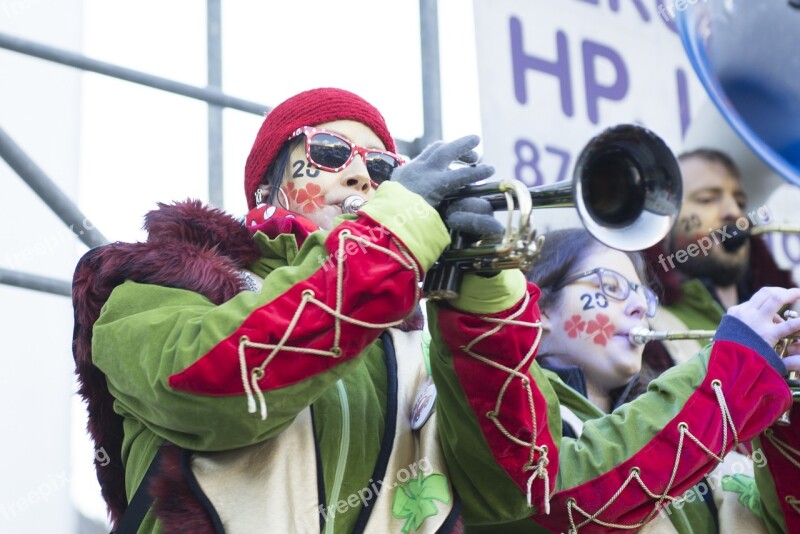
[244,87,396,209]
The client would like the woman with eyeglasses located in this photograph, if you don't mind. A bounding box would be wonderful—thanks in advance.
[463,227,797,533]
[72,87,521,533]
[534,251,658,415]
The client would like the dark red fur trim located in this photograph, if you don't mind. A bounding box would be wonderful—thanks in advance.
[149,445,216,534]
[145,199,262,268]
[73,199,423,526]
[72,200,259,527]
[398,304,425,332]
[448,515,465,533]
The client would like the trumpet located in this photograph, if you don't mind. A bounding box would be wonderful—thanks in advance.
[750,224,800,236]
[422,124,683,299]
[629,312,800,425]
[628,326,800,349]
[628,327,715,345]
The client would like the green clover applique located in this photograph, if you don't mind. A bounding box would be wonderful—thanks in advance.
[721,474,763,518]
[391,472,451,532]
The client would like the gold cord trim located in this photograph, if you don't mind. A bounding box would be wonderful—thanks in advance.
[764,428,800,470]
[461,291,551,512]
[566,381,738,531]
[238,232,420,420]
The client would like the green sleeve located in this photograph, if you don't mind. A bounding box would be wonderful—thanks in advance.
[555,350,712,489]
[93,253,359,452]
[92,183,450,452]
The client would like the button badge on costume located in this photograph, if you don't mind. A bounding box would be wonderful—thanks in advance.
[410,376,437,430]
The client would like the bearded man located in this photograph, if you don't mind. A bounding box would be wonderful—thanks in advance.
[643,148,795,371]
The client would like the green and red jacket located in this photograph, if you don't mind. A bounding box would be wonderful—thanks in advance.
[73,182,796,533]
[428,281,795,532]
[661,280,800,532]
[75,183,532,533]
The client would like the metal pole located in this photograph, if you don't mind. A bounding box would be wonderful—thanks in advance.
[0,267,71,297]
[0,125,108,248]
[207,0,224,207]
[0,31,419,156]
[419,0,443,151]
[0,32,269,116]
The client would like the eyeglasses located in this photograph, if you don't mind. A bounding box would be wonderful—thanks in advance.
[556,267,659,318]
[288,126,404,185]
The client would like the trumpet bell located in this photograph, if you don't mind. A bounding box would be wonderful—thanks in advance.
[574,125,682,251]
[677,2,800,194]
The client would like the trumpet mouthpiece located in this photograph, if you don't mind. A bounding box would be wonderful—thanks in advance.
[629,326,656,345]
[341,196,366,215]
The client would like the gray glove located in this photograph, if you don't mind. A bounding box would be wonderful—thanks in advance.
[391,135,502,236]
[444,197,504,238]
[391,135,494,207]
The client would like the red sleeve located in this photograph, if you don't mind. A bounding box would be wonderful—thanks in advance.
[535,334,792,533]
[168,214,423,401]
[437,282,559,515]
[760,403,800,531]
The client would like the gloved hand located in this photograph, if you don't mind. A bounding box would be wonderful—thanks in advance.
[391,135,502,236]
[444,197,504,238]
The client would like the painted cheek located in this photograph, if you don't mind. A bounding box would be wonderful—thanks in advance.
[305,162,320,178]
[585,313,615,347]
[563,314,587,339]
[285,182,325,214]
[296,183,325,214]
[678,213,702,233]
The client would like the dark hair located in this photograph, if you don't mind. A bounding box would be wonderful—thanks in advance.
[527,228,651,313]
[677,148,741,180]
[260,137,304,206]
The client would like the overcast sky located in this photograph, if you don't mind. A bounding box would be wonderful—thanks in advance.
[78,0,481,245]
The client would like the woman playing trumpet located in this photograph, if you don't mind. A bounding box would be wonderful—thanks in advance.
[462,227,800,532]
[71,87,520,533]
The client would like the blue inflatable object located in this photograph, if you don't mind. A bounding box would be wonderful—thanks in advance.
[677,1,800,185]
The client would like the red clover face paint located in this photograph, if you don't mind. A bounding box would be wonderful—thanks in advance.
[280,120,381,230]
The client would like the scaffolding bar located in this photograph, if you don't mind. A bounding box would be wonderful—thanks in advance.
[0,125,108,249]
[419,0,443,150]
[207,0,224,207]
[0,32,269,116]
[0,267,71,297]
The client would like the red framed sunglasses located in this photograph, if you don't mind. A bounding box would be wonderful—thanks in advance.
[288,126,404,185]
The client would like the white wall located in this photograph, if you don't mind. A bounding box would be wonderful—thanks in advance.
[0,0,85,532]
